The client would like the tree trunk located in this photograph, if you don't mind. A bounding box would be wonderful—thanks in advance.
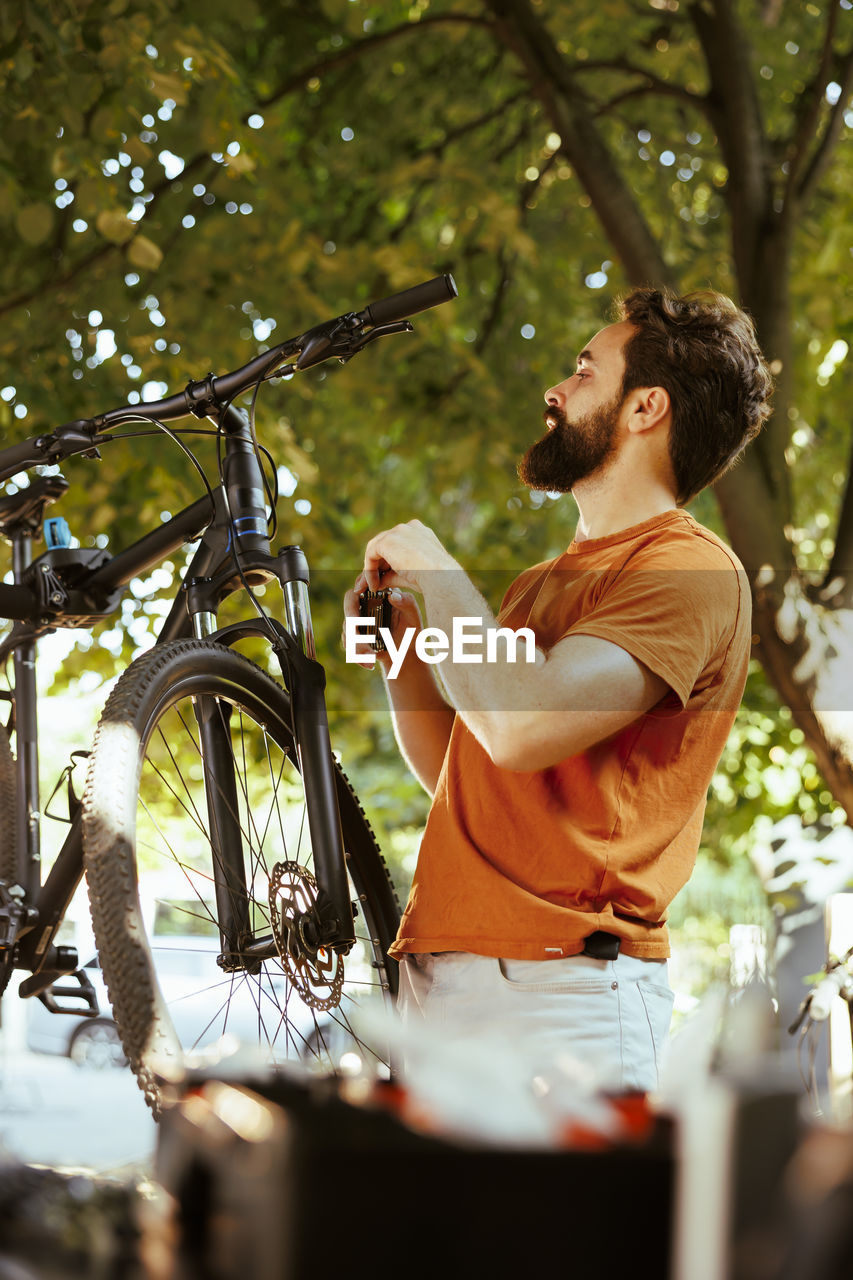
[484,0,853,821]
[719,190,853,818]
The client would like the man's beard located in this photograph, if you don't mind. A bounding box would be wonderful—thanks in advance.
[517,396,622,492]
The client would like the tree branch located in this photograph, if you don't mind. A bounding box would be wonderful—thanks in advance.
[484,0,676,287]
[782,0,842,201]
[591,80,709,119]
[474,246,514,357]
[0,152,216,319]
[422,88,529,159]
[0,14,495,321]
[576,56,711,117]
[687,0,769,295]
[822,429,853,606]
[797,44,853,205]
[324,86,529,254]
[255,12,495,112]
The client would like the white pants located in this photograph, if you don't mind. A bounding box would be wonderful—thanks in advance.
[397,950,674,1093]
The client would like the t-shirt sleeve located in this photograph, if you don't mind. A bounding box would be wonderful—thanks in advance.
[560,541,746,707]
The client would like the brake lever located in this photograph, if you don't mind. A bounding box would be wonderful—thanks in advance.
[339,320,413,362]
[39,419,104,462]
[296,319,414,370]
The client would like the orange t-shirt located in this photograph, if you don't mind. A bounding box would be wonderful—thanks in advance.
[389,509,751,961]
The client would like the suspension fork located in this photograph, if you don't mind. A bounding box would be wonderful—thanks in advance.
[186,565,358,962]
[188,664,253,973]
[182,401,268,971]
[274,548,356,954]
[182,404,355,965]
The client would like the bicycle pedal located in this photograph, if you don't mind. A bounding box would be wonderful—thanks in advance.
[19,949,101,1016]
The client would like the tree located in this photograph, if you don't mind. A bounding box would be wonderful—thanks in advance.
[476,0,853,814]
[1,0,851,860]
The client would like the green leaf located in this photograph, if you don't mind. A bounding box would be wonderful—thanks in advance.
[15,203,53,245]
[14,47,35,82]
[224,150,256,175]
[126,234,164,271]
[96,209,136,245]
[149,70,188,105]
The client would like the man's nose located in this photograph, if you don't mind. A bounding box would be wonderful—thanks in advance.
[544,385,561,406]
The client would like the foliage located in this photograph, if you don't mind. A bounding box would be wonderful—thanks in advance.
[1,1,852,903]
[668,847,772,1014]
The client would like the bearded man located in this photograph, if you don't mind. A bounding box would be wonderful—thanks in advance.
[344,287,773,1092]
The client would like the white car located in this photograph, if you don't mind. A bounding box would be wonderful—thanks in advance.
[25,940,319,1070]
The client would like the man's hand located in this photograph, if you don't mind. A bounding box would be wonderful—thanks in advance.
[362,519,460,593]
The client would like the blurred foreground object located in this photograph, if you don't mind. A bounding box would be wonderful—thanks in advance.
[144,1067,674,1280]
[79,987,850,1280]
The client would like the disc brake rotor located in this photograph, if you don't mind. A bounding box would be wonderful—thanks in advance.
[269,860,344,1011]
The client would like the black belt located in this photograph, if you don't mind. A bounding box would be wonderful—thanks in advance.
[581,930,621,961]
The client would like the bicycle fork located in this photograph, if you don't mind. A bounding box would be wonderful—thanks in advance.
[188,583,357,977]
[182,405,355,975]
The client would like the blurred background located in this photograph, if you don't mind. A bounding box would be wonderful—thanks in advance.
[1,0,852,1162]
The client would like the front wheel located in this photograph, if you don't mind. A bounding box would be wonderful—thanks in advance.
[82,640,400,1116]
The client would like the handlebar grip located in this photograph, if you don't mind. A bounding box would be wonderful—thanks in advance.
[361,274,458,327]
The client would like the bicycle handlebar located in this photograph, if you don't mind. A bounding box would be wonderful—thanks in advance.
[105,272,457,423]
[359,273,457,327]
[0,273,458,484]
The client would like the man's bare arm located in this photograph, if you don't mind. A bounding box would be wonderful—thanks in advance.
[343,584,454,796]
[380,642,455,795]
[360,521,669,772]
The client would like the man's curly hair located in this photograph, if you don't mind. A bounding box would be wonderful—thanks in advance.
[616,287,773,505]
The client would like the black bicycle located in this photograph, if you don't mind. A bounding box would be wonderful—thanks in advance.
[0,273,457,1115]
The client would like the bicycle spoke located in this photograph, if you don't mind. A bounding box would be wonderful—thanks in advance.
[149,701,276,924]
[230,703,270,865]
[168,700,263,859]
[86,646,397,1108]
[257,725,290,869]
[151,719,210,836]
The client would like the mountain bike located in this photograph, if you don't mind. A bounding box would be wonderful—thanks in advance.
[0,273,458,1115]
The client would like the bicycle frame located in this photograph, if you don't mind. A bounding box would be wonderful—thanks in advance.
[1,401,353,992]
[0,271,457,998]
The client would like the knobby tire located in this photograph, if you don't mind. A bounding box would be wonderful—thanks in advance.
[82,639,400,1116]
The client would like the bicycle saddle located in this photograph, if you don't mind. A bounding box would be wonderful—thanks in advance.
[0,474,69,539]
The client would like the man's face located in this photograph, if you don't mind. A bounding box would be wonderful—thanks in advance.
[518,320,633,493]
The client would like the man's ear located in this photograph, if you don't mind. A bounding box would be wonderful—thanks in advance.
[625,386,671,435]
